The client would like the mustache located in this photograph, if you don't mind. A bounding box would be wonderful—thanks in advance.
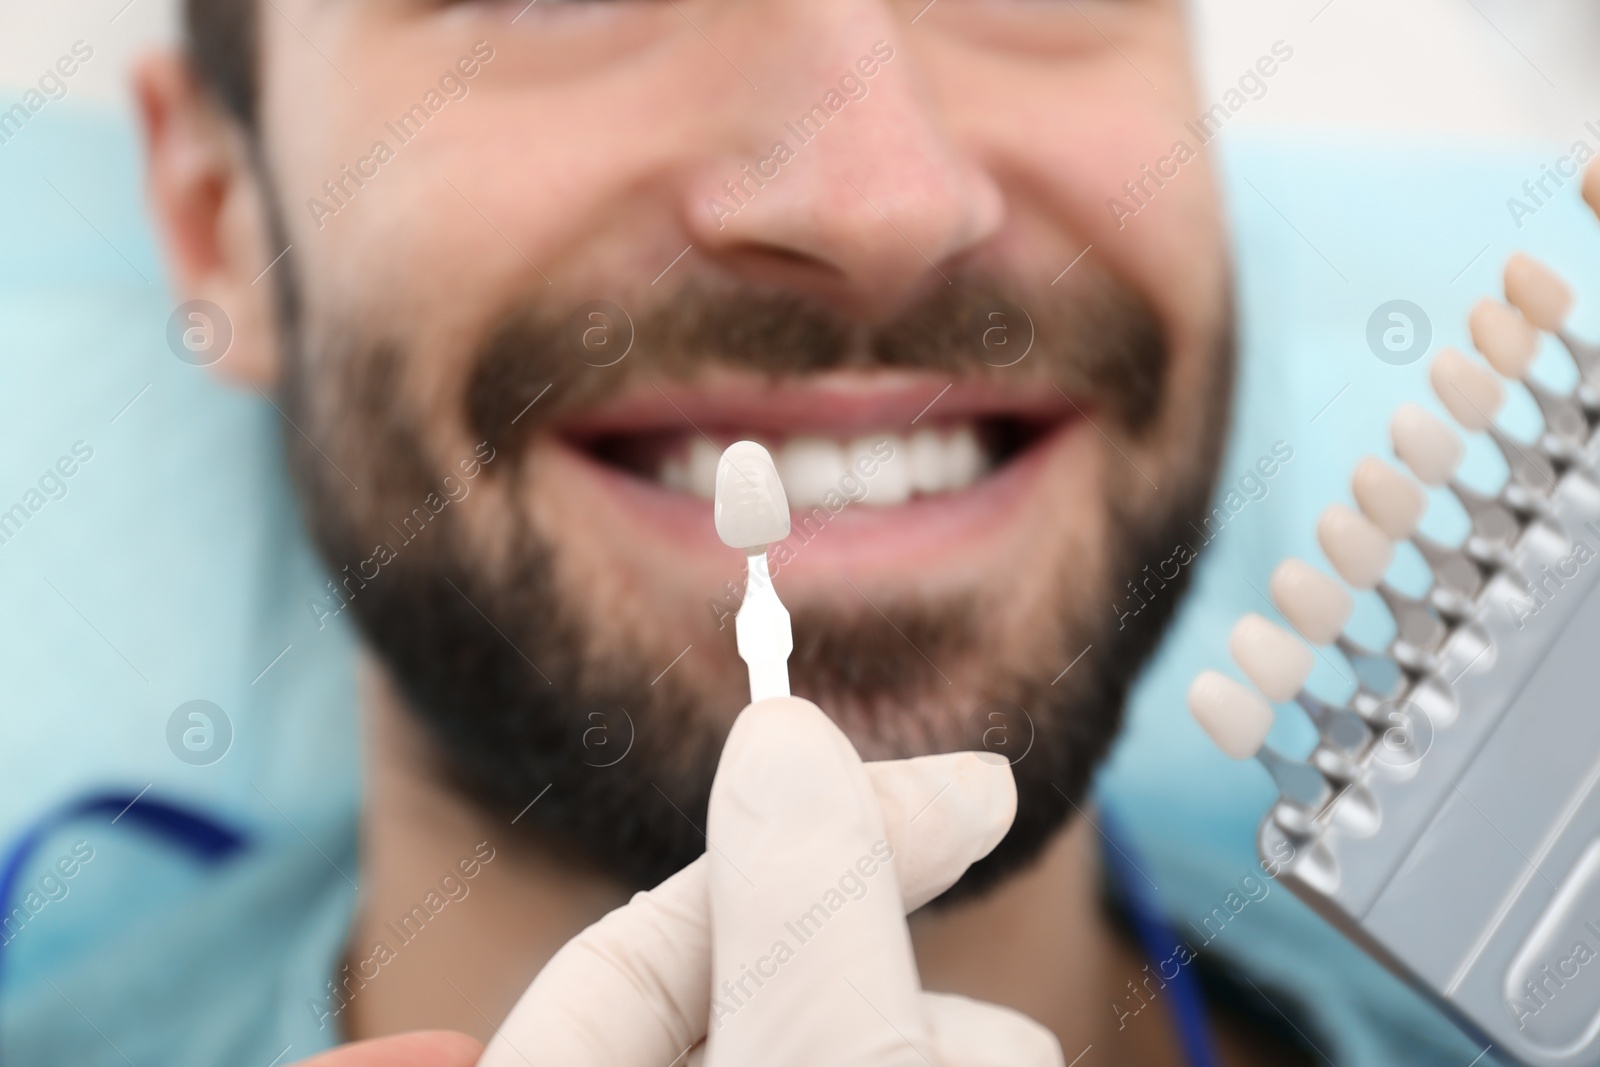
[466,268,1168,458]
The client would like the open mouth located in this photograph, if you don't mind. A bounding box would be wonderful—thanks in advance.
[556,375,1075,510]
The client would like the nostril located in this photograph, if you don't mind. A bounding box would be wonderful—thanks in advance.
[737,242,846,276]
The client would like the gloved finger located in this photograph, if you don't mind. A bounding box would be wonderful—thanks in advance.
[478,743,1015,1067]
[922,992,1065,1067]
[704,696,930,1066]
[864,749,1013,911]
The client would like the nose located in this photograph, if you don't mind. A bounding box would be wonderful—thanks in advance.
[681,4,1004,317]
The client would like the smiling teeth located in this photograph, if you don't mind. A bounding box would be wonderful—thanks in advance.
[670,427,989,506]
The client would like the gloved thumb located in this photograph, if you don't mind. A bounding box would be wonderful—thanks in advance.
[478,700,1015,1067]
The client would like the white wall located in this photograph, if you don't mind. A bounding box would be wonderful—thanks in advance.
[0,0,176,109]
[1189,0,1600,142]
[1,0,1596,139]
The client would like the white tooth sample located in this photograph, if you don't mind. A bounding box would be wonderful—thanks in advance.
[1317,504,1394,590]
[1468,298,1540,380]
[852,434,910,506]
[1187,670,1274,760]
[1270,558,1353,645]
[1504,253,1573,334]
[1351,456,1426,540]
[775,437,847,509]
[1429,346,1504,432]
[714,440,791,549]
[686,436,722,500]
[1229,613,1314,703]
[945,426,985,490]
[1391,403,1463,487]
[907,428,946,495]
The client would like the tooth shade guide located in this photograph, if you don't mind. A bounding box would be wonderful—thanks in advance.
[1229,613,1313,702]
[1429,347,1504,432]
[1468,298,1541,380]
[1390,403,1463,487]
[1178,241,1600,1055]
[1187,670,1274,760]
[1316,504,1394,591]
[1269,558,1352,646]
[1351,457,1426,541]
[1502,254,1573,335]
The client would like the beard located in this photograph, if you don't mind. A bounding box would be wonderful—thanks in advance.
[272,242,1233,899]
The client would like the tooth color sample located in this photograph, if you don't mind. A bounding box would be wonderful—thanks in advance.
[1504,253,1573,334]
[1317,504,1394,590]
[1352,457,1426,540]
[714,441,791,549]
[1188,670,1274,760]
[1270,558,1353,646]
[1468,298,1540,380]
[1391,403,1464,487]
[1429,347,1505,432]
[1229,613,1314,703]
[1585,159,1599,217]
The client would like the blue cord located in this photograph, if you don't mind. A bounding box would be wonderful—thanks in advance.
[0,790,248,1055]
[1099,805,1221,1067]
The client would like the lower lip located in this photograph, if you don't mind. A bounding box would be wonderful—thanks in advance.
[545,419,1087,576]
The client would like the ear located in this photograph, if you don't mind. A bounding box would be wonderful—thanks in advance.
[133,50,282,389]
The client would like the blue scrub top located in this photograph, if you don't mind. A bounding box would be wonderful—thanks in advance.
[2,103,1596,1064]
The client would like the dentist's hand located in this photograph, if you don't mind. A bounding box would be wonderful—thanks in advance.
[482,696,1062,1067]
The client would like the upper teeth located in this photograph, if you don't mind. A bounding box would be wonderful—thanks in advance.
[660,427,989,507]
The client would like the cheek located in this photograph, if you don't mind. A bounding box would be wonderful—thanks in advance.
[941,43,1226,363]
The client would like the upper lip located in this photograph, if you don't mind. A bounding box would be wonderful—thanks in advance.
[553,370,1077,443]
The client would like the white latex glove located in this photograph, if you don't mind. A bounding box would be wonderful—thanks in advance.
[480,696,1063,1067]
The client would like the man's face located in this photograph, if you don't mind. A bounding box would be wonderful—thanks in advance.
[236,0,1232,890]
